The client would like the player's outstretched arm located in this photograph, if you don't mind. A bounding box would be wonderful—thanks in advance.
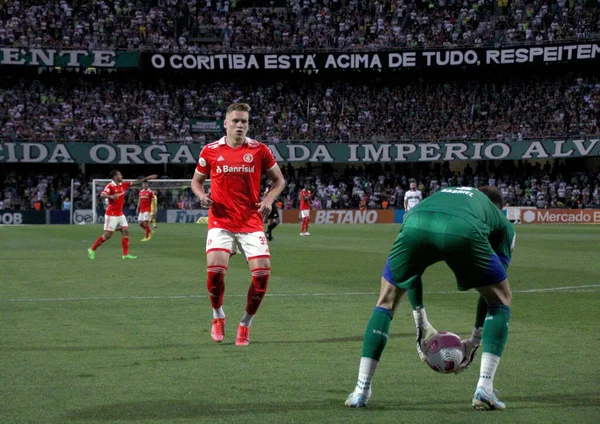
[131,174,158,187]
[191,171,213,208]
[256,165,285,217]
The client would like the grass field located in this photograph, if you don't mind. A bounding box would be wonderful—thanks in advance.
[0,223,599,424]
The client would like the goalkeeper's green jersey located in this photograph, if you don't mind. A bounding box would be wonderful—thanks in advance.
[404,187,515,269]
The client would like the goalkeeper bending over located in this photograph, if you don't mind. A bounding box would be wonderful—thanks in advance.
[346,186,515,411]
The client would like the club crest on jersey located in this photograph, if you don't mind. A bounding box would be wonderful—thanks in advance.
[243,153,254,163]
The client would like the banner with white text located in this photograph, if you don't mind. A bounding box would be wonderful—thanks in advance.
[281,209,396,224]
[141,43,600,71]
[189,119,224,134]
[1,139,599,164]
[520,209,600,224]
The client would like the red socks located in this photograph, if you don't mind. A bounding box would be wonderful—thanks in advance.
[91,235,105,251]
[246,268,270,315]
[121,236,129,255]
[206,266,270,315]
[207,266,227,309]
[140,222,151,238]
[91,234,130,254]
[301,218,310,233]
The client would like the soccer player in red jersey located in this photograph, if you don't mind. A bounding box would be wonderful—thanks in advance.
[191,103,285,346]
[137,181,156,242]
[299,182,312,236]
[87,171,157,260]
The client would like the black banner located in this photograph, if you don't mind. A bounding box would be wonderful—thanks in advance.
[141,42,600,71]
[0,210,47,225]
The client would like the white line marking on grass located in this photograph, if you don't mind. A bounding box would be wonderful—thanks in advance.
[1,285,598,303]
[515,284,600,293]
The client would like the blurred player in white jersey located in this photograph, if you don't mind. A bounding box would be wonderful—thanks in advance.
[404,181,423,212]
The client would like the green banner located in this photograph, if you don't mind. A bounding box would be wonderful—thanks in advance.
[0,48,139,68]
[189,119,224,133]
[0,140,599,164]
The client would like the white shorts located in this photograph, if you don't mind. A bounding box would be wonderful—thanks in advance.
[206,228,270,260]
[104,215,128,232]
[300,209,310,219]
[138,212,151,222]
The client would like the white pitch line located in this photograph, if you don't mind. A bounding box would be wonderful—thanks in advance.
[0,285,598,303]
[516,284,600,293]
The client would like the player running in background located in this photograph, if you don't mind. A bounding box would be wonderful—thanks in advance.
[191,103,285,346]
[404,180,423,212]
[88,171,157,260]
[264,183,280,241]
[345,186,515,411]
[137,181,155,242]
[151,192,158,228]
[299,182,312,236]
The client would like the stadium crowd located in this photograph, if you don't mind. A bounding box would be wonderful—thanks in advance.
[0,0,598,51]
[1,73,600,142]
[288,161,600,210]
[2,161,599,212]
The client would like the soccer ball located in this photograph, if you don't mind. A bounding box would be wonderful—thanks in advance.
[423,331,465,374]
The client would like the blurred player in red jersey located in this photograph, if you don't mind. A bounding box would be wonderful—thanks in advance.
[87,171,157,260]
[137,181,156,242]
[299,182,312,236]
[191,103,285,346]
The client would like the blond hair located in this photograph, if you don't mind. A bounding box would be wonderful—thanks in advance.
[226,103,251,115]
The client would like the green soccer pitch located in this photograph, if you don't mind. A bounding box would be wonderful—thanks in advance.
[1,224,598,424]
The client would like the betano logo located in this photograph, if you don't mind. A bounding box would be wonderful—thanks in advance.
[521,209,600,224]
[215,165,255,174]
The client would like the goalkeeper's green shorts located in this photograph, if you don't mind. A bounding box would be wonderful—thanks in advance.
[382,211,507,291]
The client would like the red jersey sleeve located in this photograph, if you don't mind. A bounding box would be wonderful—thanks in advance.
[260,144,277,171]
[102,184,113,196]
[122,182,132,191]
[196,147,211,175]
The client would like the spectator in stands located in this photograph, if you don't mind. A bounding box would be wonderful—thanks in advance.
[1,73,599,143]
[1,0,598,51]
[4,164,600,211]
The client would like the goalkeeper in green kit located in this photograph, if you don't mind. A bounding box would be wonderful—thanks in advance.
[345,186,515,411]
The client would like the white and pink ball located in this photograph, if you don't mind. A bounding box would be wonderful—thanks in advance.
[423,331,465,374]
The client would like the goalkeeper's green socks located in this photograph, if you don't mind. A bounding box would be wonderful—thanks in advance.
[478,303,510,393]
[353,307,393,396]
[361,307,393,360]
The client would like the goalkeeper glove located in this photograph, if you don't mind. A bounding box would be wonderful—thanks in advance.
[454,327,482,374]
[416,325,438,362]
